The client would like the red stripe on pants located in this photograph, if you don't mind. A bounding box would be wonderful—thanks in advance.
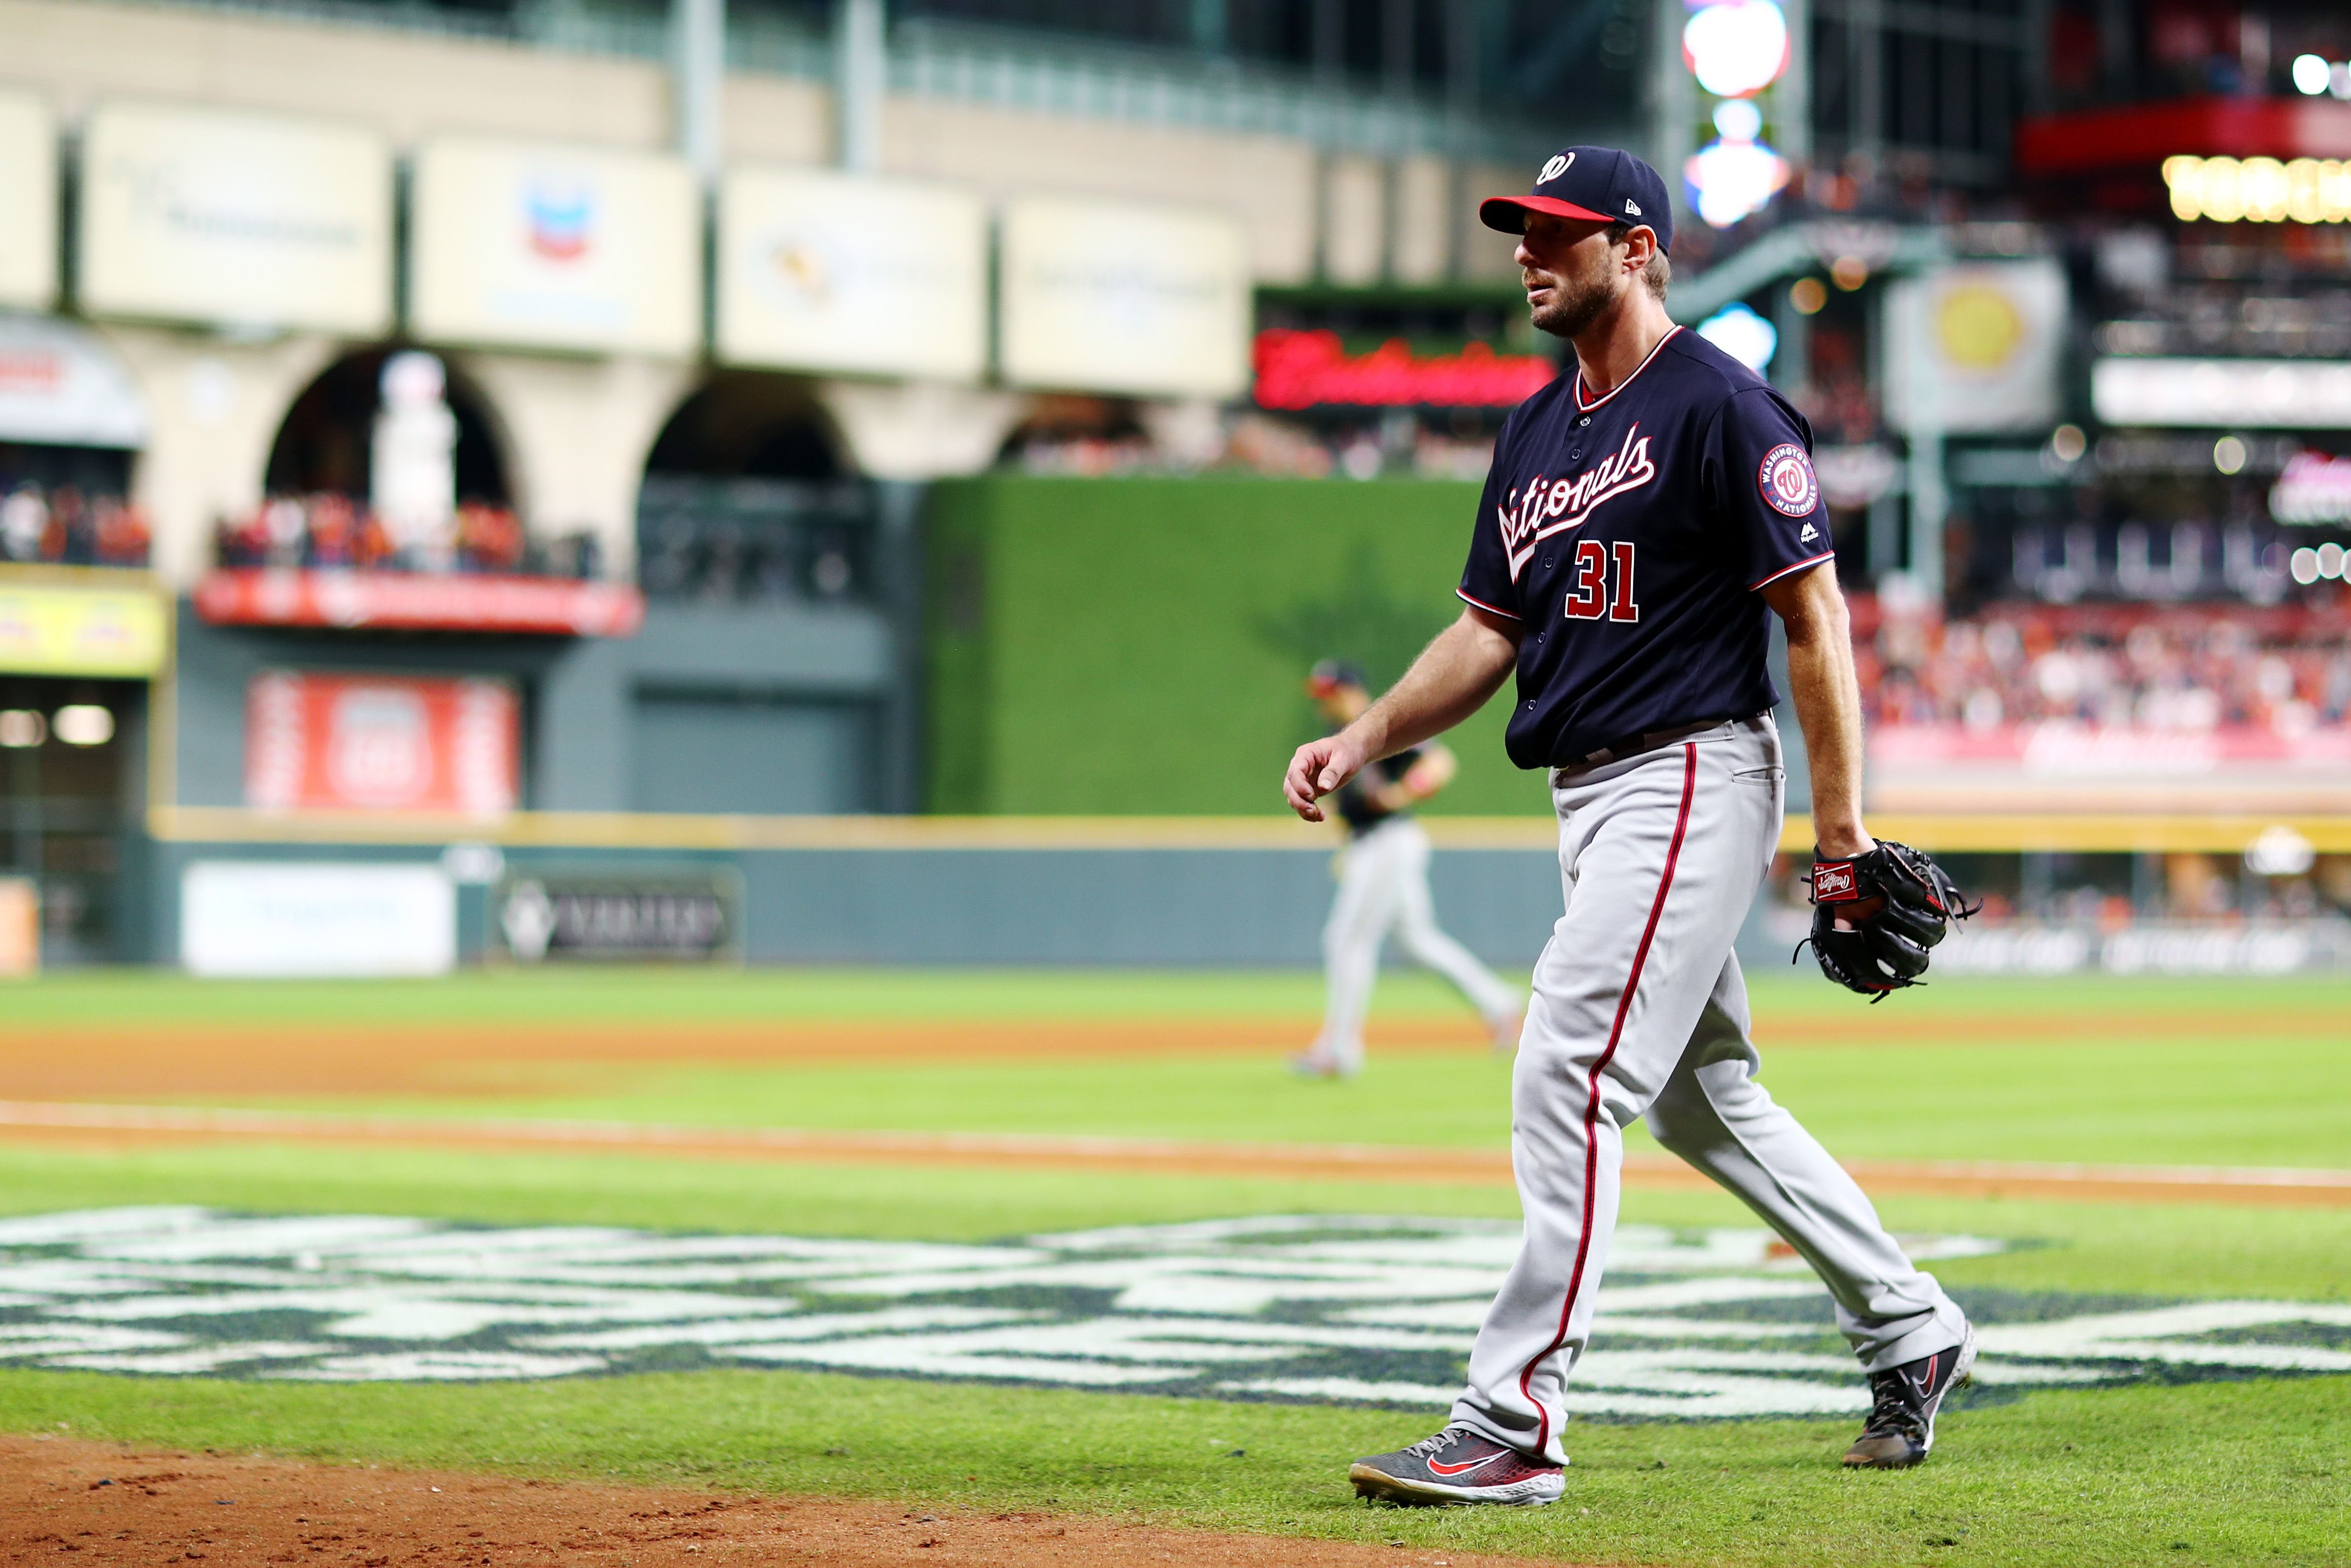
[1516,741,1698,1458]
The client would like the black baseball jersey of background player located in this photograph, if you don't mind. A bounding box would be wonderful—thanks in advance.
[1331,744,1425,835]
[1457,326,1835,771]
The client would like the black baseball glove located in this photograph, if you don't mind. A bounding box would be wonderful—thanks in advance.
[1799,840,1978,1000]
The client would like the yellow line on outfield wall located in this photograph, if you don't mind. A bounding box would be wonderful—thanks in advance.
[145,805,2351,854]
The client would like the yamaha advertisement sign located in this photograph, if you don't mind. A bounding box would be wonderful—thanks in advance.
[494,865,741,963]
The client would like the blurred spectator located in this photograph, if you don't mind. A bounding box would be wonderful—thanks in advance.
[1854,599,2351,733]
[214,493,588,578]
[0,481,150,568]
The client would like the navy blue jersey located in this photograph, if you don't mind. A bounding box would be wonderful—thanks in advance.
[1458,327,1833,770]
[1332,744,1423,835]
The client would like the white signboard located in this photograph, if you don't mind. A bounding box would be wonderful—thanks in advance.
[1882,260,2065,435]
[181,861,455,978]
[718,167,986,381]
[0,313,147,448]
[0,92,56,310]
[998,195,1250,399]
[2093,358,2351,429]
[78,102,391,335]
[411,137,699,357]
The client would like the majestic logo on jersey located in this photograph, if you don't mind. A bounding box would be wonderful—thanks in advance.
[1495,424,1658,581]
[1540,152,1573,182]
[1758,444,1819,518]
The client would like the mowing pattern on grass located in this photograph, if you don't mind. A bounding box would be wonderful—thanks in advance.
[3,1209,2349,1420]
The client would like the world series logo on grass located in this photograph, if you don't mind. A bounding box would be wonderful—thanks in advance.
[1759,443,1819,518]
[2,1208,2346,1418]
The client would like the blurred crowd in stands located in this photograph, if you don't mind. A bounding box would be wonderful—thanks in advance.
[0,483,151,568]
[1858,596,2351,732]
[214,494,599,579]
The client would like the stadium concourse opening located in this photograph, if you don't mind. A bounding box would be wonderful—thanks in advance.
[249,346,532,575]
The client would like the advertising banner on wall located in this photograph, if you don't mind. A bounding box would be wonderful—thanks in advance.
[0,314,150,449]
[244,671,519,817]
[0,582,168,677]
[181,861,456,977]
[494,865,742,963]
[1881,259,2066,435]
[2092,358,2351,429]
[78,102,391,335]
[717,167,986,381]
[998,195,1250,399]
[0,92,57,310]
[1869,722,2351,813]
[411,137,699,357]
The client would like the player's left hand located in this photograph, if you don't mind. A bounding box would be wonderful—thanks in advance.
[1284,734,1367,822]
[1801,840,1981,999]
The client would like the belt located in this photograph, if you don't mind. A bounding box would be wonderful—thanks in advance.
[1554,711,1769,779]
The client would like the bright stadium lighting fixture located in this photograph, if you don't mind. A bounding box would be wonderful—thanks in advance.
[1697,303,1779,371]
[2293,53,2332,95]
[2320,541,2348,579]
[0,710,43,748]
[2290,546,2321,585]
[2163,155,2351,223]
[2213,435,2248,474]
[51,705,112,747]
[2244,824,2317,878]
[1713,98,1764,141]
[1682,1,1790,99]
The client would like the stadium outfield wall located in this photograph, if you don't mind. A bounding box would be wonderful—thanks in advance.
[922,474,1547,817]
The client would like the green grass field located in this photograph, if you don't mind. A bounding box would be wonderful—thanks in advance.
[0,967,2346,1566]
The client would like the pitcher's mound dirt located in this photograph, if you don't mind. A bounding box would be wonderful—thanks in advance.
[0,1434,1560,1567]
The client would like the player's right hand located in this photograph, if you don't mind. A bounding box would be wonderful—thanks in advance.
[1284,735,1364,823]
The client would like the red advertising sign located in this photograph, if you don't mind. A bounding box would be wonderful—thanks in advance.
[245,671,520,817]
[196,570,643,637]
[1252,329,1555,410]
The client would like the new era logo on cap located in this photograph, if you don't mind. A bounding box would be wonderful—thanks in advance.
[1480,146,1674,255]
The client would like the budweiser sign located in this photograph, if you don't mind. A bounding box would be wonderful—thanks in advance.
[1252,329,1555,411]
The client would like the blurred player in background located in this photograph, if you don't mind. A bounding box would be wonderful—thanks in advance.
[1292,659,1524,1079]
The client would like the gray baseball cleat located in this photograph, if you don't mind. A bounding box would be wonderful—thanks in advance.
[1844,1323,1977,1468]
[1349,1426,1563,1506]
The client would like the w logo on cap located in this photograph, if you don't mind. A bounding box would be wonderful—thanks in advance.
[1539,152,1573,182]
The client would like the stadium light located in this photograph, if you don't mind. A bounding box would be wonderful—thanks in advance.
[51,705,112,746]
[1681,1,1790,99]
[2292,54,2332,96]
[1697,303,1778,371]
[1685,100,1789,228]
[2162,155,2351,224]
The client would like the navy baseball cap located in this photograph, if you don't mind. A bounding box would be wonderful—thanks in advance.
[1480,146,1673,254]
[1306,659,1368,697]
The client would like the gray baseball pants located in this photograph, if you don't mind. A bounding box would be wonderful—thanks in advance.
[1450,713,1966,1465]
[1313,817,1522,1076]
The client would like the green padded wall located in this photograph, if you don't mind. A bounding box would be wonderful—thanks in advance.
[924,476,1552,818]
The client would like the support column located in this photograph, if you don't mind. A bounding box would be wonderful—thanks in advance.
[836,0,885,173]
[671,0,724,185]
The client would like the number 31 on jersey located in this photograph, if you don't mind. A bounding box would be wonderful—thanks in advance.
[1562,540,1638,622]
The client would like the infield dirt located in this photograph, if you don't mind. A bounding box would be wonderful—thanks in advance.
[0,1434,1548,1568]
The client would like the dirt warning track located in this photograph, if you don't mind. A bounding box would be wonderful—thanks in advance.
[0,1006,2330,1099]
[0,1434,1548,1568]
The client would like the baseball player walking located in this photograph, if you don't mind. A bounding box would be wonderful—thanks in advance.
[1283,146,1978,1506]
[1294,659,1524,1079]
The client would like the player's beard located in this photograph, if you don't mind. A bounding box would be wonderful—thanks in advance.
[1528,267,1623,340]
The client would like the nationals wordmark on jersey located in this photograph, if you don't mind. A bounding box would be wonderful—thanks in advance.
[1496,424,1659,580]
